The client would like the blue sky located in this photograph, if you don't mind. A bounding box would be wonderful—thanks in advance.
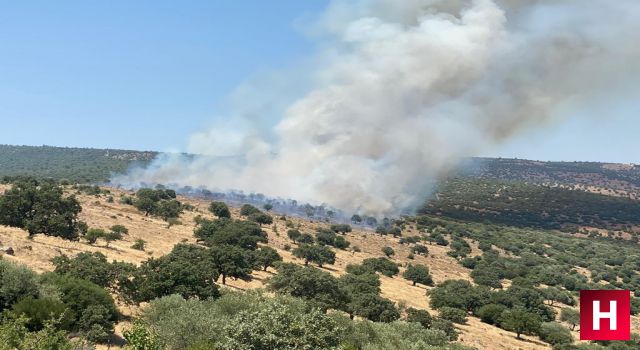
[0,1,638,163]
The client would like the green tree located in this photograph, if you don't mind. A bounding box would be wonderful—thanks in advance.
[253,246,282,272]
[346,293,400,322]
[476,304,508,325]
[499,308,542,339]
[248,212,273,226]
[52,252,134,288]
[156,199,183,221]
[0,178,83,240]
[0,259,40,312]
[538,322,573,346]
[268,263,348,311]
[286,229,301,243]
[84,228,104,244]
[293,244,336,267]
[123,321,163,350]
[403,264,434,286]
[210,244,253,285]
[125,244,220,302]
[330,224,352,234]
[439,307,468,324]
[351,215,362,224]
[194,218,267,250]
[240,204,261,216]
[429,279,490,313]
[262,203,273,211]
[559,308,580,331]
[131,239,146,251]
[110,224,129,235]
[382,246,395,257]
[361,258,400,277]
[208,201,230,218]
[406,308,432,328]
[10,297,73,331]
[103,231,122,247]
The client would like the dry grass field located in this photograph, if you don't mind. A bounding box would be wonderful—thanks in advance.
[2,184,628,350]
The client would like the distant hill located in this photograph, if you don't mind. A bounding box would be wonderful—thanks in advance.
[466,157,640,198]
[0,145,157,183]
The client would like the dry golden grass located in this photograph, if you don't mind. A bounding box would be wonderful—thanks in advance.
[0,185,567,350]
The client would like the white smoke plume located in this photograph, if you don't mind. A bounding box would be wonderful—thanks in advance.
[114,0,640,217]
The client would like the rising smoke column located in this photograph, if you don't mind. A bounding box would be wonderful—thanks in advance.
[114,0,640,216]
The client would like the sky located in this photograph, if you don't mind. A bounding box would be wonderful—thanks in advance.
[0,1,638,163]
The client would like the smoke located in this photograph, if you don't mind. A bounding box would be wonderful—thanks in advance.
[113,0,640,217]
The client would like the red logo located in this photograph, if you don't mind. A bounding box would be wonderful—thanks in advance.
[580,290,631,341]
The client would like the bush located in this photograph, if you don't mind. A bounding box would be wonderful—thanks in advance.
[361,258,400,277]
[429,279,490,313]
[124,244,220,302]
[499,308,542,339]
[438,307,468,324]
[209,201,231,218]
[194,218,267,250]
[0,178,83,240]
[85,228,105,244]
[382,246,395,257]
[559,307,580,330]
[293,244,336,267]
[248,212,273,226]
[403,264,434,286]
[52,252,135,288]
[10,297,73,331]
[42,274,118,342]
[476,303,508,325]
[538,322,573,346]
[268,263,347,311]
[132,239,146,251]
[0,259,40,312]
[430,318,459,341]
[110,224,128,235]
[406,307,432,328]
[240,204,261,216]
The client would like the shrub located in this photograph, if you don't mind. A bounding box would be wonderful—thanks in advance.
[253,246,282,272]
[439,307,468,324]
[499,308,542,339]
[403,264,434,286]
[132,239,146,251]
[293,244,336,267]
[52,252,134,288]
[406,307,432,328]
[0,178,83,240]
[240,204,261,216]
[248,212,273,226]
[476,303,508,325]
[559,307,580,330]
[110,224,128,235]
[286,229,301,243]
[42,274,118,342]
[382,246,395,257]
[0,259,40,311]
[10,297,73,331]
[208,201,231,218]
[268,263,348,311]
[538,322,573,346]
[361,258,399,277]
[85,228,105,244]
[125,244,220,302]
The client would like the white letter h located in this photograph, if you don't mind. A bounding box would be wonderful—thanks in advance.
[593,300,617,331]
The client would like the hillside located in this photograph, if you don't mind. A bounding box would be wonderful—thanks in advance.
[0,145,157,183]
[1,183,640,349]
[467,158,640,199]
